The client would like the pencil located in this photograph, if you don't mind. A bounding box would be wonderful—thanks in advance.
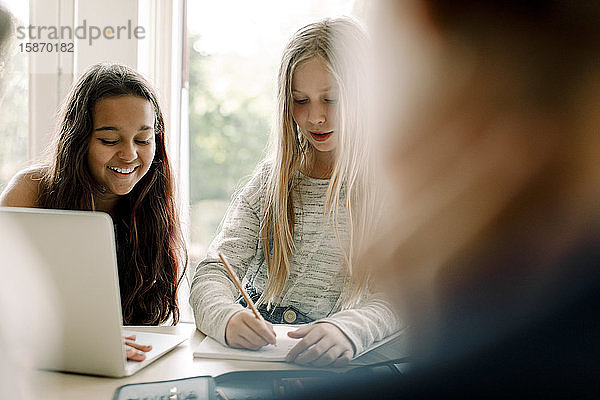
[218,252,262,320]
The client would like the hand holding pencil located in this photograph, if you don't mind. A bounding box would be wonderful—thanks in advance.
[220,253,277,350]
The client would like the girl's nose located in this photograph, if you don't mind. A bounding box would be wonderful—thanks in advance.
[118,141,136,161]
[307,103,326,125]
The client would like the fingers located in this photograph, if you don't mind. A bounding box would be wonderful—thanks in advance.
[295,343,335,366]
[291,337,351,367]
[126,347,147,362]
[265,320,277,337]
[244,316,277,345]
[228,331,271,349]
[286,325,311,339]
[286,326,322,361]
[124,336,150,362]
[225,310,276,350]
[293,336,335,365]
[123,335,152,362]
[286,323,354,367]
[124,340,152,352]
[234,333,262,350]
[237,328,270,350]
[310,346,345,368]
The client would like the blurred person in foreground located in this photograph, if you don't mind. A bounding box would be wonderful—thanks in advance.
[291,1,600,398]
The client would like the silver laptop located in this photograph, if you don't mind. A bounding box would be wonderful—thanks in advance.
[0,207,186,377]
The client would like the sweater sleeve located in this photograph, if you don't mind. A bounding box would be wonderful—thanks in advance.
[318,292,404,356]
[189,172,265,345]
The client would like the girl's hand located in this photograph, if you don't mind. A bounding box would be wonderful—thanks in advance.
[225,309,277,350]
[124,335,152,362]
[286,323,354,367]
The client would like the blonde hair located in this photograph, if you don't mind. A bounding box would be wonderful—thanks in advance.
[259,17,378,309]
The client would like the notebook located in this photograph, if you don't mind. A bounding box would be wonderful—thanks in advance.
[194,325,300,361]
[193,324,404,362]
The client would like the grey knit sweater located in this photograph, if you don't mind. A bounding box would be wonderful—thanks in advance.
[189,163,401,355]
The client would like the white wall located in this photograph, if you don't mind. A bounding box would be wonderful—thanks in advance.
[28,0,183,161]
[28,0,75,159]
[74,0,139,73]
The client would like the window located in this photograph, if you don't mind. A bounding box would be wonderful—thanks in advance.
[2,0,368,324]
[0,0,29,190]
[187,0,363,265]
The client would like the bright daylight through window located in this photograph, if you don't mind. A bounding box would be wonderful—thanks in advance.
[187,0,364,267]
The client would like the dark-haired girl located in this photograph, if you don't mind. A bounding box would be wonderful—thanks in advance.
[1,63,186,359]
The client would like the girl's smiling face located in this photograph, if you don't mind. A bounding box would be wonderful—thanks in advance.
[292,57,339,154]
[87,95,156,198]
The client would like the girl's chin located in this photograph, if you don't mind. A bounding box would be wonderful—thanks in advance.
[102,183,137,197]
[312,140,337,152]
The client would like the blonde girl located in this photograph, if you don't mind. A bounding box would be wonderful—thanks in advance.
[190,17,400,367]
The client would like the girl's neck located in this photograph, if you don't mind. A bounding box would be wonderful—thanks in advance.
[92,191,119,216]
[303,150,336,179]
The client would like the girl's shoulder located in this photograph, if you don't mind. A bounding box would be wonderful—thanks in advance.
[241,160,273,194]
[229,160,275,214]
[0,166,47,208]
[253,159,274,181]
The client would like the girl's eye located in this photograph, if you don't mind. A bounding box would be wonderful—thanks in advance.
[98,139,118,145]
[293,98,308,104]
[135,139,151,145]
[325,98,338,104]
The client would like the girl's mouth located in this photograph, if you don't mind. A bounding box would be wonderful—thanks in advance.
[310,131,333,142]
[107,165,139,175]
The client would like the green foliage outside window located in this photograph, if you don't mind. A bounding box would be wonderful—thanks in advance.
[188,34,272,256]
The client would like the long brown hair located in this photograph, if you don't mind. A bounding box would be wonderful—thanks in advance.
[37,63,186,325]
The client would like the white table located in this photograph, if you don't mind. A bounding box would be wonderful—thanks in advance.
[33,322,403,399]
